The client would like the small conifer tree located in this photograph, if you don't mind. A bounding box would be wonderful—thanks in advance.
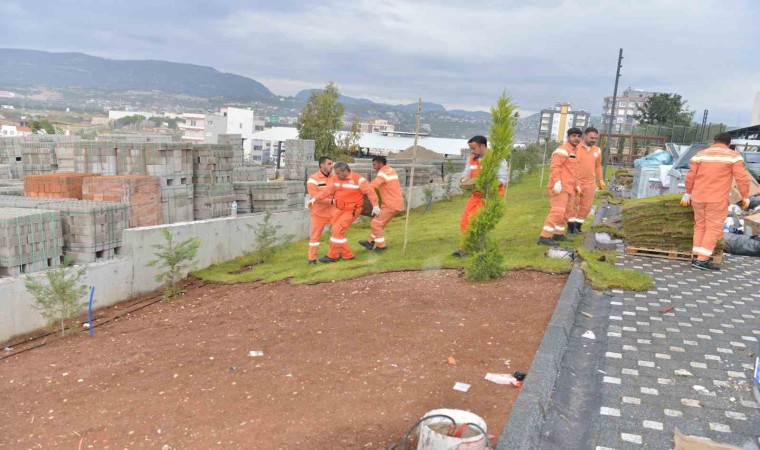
[25,259,88,336]
[246,210,293,264]
[147,229,201,299]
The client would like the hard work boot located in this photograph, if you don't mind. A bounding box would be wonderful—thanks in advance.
[537,237,558,246]
[358,240,374,251]
[552,234,569,242]
[691,259,720,271]
[567,223,578,235]
[452,249,467,257]
[373,246,387,253]
[319,255,340,263]
[308,260,317,265]
[576,223,584,234]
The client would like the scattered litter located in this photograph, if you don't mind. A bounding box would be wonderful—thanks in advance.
[660,306,674,314]
[248,350,264,358]
[675,369,694,377]
[504,359,511,367]
[582,330,596,340]
[228,366,240,373]
[514,371,527,382]
[3,347,12,352]
[595,232,623,245]
[447,357,457,366]
[485,373,517,385]
[693,385,708,392]
[545,247,575,260]
[82,323,90,329]
[452,382,471,392]
[581,311,594,318]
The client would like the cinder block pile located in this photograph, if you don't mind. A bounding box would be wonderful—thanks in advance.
[24,173,98,199]
[71,141,118,175]
[0,138,23,179]
[54,141,76,172]
[193,145,234,219]
[233,166,268,182]
[82,175,163,228]
[234,181,304,213]
[0,163,12,180]
[0,208,63,277]
[283,139,315,181]
[219,134,244,166]
[0,180,23,196]
[21,140,57,175]
[0,196,129,264]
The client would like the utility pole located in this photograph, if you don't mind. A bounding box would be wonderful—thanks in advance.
[700,109,709,143]
[402,99,423,256]
[603,48,623,179]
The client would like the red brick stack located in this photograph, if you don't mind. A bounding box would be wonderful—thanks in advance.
[82,175,163,228]
[24,173,98,199]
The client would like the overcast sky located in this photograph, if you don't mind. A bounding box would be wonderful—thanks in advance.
[1,0,758,124]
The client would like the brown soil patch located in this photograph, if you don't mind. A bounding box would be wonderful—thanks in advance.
[0,270,565,449]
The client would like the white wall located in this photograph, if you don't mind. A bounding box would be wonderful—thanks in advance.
[223,107,254,158]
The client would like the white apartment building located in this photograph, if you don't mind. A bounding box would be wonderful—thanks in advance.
[180,113,206,142]
[180,107,266,162]
[1,125,32,137]
[359,119,395,134]
[601,88,660,134]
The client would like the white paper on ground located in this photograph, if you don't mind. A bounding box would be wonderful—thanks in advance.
[582,330,596,340]
[452,382,471,392]
[485,373,518,385]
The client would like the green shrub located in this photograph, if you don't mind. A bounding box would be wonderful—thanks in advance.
[147,229,201,299]
[25,259,88,336]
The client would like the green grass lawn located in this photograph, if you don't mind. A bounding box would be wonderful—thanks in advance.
[196,170,651,290]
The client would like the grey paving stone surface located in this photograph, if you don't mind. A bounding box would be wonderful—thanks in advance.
[539,253,760,450]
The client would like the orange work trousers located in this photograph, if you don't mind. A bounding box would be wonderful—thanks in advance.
[460,187,505,233]
[308,213,332,261]
[369,208,400,248]
[540,190,574,238]
[569,182,597,223]
[326,208,359,259]
[692,201,727,261]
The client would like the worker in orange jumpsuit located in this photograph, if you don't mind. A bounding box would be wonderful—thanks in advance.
[310,161,379,263]
[452,135,508,257]
[305,156,337,264]
[682,132,751,270]
[358,156,404,252]
[537,127,582,246]
[567,127,606,234]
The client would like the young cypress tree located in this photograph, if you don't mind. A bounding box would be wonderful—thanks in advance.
[464,92,517,281]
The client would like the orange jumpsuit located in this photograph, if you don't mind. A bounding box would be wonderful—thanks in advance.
[315,172,379,260]
[685,143,751,261]
[540,142,578,238]
[368,165,404,249]
[569,144,603,224]
[306,169,337,261]
[460,154,508,233]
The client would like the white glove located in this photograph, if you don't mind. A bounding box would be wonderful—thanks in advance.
[552,181,562,194]
[679,194,691,206]
[308,198,316,208]
[372,206,381,216]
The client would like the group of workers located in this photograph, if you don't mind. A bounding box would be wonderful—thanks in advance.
[306,155,404,264]
[305,129,752,272]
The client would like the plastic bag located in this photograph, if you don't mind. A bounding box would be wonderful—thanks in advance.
[634,150,674,168]
[722,232,760,256]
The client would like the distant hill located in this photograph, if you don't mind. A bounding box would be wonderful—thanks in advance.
[295,89,450,114]
[0,48,276,101]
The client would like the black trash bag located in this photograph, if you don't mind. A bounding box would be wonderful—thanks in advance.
[722,232,760,257]
[749,195,760,210]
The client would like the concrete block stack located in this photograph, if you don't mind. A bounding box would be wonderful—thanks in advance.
[0,180,24,196]
[233,166,268,182]
[72,141,118,175]
[193,144,234,219]
[82,176,163,228]
[0,196,129,264]
[53,140,77,172]
[21,140,57,175]
[219,134,244,166]
[0,208,63,277]
[235,181,304,213]
[0,138,24,179]
[24,173,98,199]
[283,139,315,181]
[0,163,12,180]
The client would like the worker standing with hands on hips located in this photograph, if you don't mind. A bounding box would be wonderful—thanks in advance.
[681,132,751,270]
[305,156,337,265]
[567,127,605,234]
[309,162,379,263]
[452,135,508,257]
[537,127,581,246]
[358,156,404,252]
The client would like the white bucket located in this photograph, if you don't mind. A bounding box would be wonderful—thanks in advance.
[416,408,488,450]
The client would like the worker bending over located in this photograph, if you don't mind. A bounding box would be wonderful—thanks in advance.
[567,127,605,234]
[310,162,379,263]
[452,135,508,257]
[681,132,751,270]
[537,127,581,246]
[359,156,404,252]
[306,156,337,264]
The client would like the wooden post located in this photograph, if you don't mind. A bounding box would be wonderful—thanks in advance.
[402,98,423,255]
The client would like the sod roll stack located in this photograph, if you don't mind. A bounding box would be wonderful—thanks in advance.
[621,193,722,255]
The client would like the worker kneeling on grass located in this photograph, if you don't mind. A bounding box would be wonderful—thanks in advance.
[306,156,337,265]
[537,127,581,247]
[681,132,751,271]
[452,135,508,257]
[309,161,379,263]
[567,127,605,235]
[358,156,404,252]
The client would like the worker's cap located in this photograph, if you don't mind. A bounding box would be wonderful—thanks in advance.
[567,127,582,136]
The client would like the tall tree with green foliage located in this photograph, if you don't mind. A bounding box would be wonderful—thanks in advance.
[30,118,56,134]
[25,259,88,336]
[635,93,694,126]
[296,82,345,158]
[463,92,517,281]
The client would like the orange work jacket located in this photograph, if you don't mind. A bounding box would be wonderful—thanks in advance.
[685,143,751,203]
[370,164,405,211]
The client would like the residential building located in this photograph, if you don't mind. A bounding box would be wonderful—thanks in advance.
[538,103,590,141]
[1,125,32,137]
[601,88,660,134]
[359,119,395,134]
[179,107,265,161]
[180,113,205,142]
[752,91,760,126]
[220,107,255,160]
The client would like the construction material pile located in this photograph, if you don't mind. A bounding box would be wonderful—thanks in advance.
[82,175,163,228]
[612,170,634,189]
[621,193,722,255]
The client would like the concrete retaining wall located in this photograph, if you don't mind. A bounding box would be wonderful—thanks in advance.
[0,182,461,342]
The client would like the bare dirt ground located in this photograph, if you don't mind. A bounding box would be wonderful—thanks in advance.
[0,270,565,449]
